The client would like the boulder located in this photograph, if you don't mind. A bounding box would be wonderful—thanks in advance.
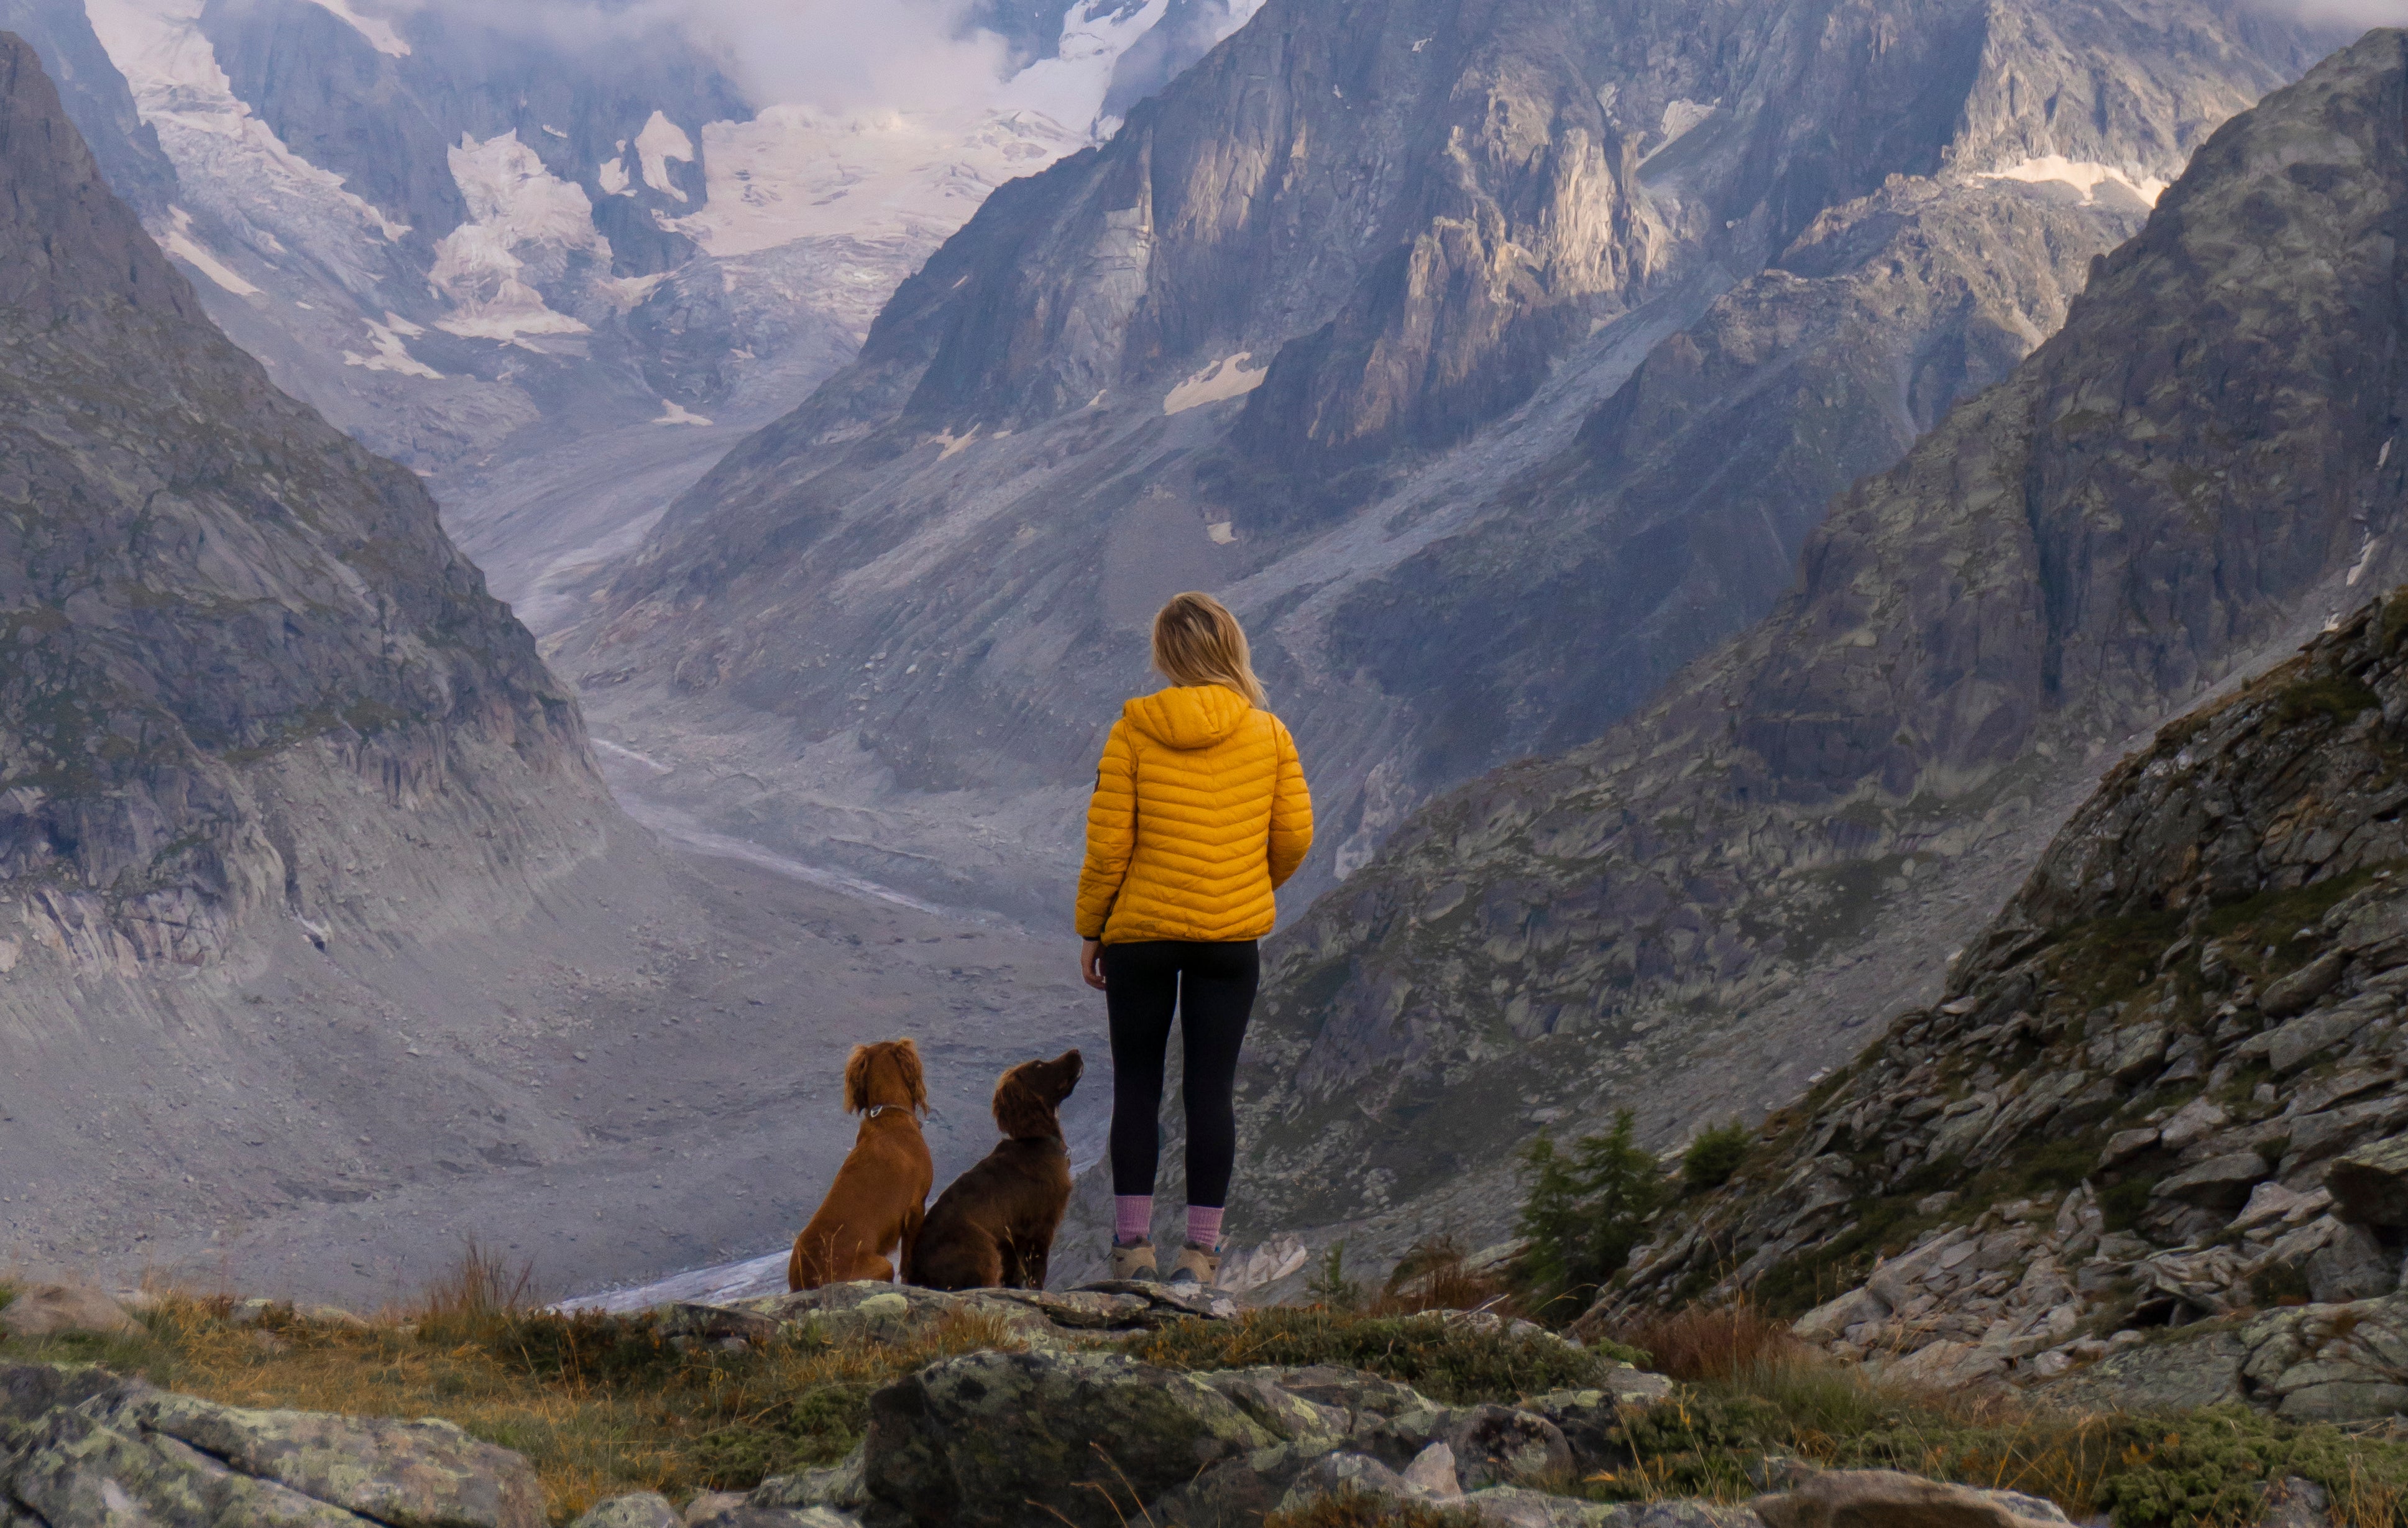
[2153,1153,2269,1210]
[2269,1011,2370,1076]
[1594,1506,1765,1528]
[724,1281,1230,1350]
[857,1350,1276,1528]
[0,1284,140,1338]
[1272,1452,1441,1512]
[2259,1478,2331,1528]
[1520,1388,1667,1470]
[0,1363,544,1528]
[1435,1403,1572,1489]
[2306,1223,2397,1304]
[2326,1136,2408,1225]
[572,1496,682,1528]
[2261,954,2346,1020]
[1873,1342,2007,1392]
[1752,1470,2067,1528]
[2027,1332,2248,1413]
[681,1496,855,1528]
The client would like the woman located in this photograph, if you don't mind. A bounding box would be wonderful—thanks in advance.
[1076,592,1313,1286]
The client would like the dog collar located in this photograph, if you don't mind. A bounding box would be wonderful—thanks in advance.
[862,1104,904,1120]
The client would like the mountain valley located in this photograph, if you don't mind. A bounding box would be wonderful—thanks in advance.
[7,0,2408,1346]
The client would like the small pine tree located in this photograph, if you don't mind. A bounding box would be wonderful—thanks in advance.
[1681,1119,1753,1194]
[1307,1240,1365,1310]
[1514,1109,1666,1320]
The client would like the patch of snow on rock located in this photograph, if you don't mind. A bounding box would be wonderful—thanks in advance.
[1976,155,2167,209]
[299,0,410,57]
[655,399,714,426]
[634,109,696,202]
[1163,352,1267,414]
[159,206,258,295]
[431,131,607,342]
[342,313,442,378]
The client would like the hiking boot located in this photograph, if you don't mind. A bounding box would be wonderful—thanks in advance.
[1166,1242,1221,1287]
[1110,1238,1159,1282]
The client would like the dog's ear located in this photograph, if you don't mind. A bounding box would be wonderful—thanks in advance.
[993,1064,1057,1139]
[843,1044,873,1115]
[894,1038,929,1115]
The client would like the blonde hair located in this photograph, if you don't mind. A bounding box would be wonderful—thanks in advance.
[1152,592,1266,707]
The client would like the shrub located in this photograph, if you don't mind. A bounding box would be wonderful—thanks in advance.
[1308,1241,1367,1311]
[1682,1122,1753,1194]
[1379,1236,1515,1316]
[1609,1302,1803,1386]
[1514,1110,1666,1320]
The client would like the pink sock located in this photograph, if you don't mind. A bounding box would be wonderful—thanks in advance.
[1187,1205,1225,1250]
[1114,1195,1153,1244]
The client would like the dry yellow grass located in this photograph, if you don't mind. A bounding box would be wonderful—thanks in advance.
[0,1265,1027,1524]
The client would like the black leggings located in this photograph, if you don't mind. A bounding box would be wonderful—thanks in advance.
[1103,939,1260,1208]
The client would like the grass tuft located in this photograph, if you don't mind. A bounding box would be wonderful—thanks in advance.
[1122,1307,1615,1404]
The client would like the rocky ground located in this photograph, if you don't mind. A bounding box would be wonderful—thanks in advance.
[9,1276,2228,1528]
[1602,593,2408,1424]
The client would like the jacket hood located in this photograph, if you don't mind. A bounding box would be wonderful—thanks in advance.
[1124,685,1254,750]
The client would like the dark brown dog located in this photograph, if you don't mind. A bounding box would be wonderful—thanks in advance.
[906,1049,1083,1291]
[788,1039,935,1290]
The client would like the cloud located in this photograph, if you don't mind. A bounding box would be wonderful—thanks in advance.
[663,0,1018,114]
[380,0,1020,115]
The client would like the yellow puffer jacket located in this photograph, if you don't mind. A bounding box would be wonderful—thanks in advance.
[1075,685,1314,944]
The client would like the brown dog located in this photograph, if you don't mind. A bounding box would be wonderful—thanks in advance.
[906,1049,1083,1291]
[788,1039,934,1290]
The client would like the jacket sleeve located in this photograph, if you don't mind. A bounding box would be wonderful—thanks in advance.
[1075,720,1137,938]
[1267,719,1314,890]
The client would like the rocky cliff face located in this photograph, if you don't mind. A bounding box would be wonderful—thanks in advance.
[0,32,722,1286]
[0,27,602,975]
[557,0,2330,927]
[0,0,169,211]
[1193,27,2408,1268]
[1597,593,2408,1425]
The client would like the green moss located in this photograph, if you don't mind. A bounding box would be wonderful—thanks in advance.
[1122,1309,1615,1405]
[2101,1176,2155,1233]
[1573,1380,2408,1528]
[689,1380,871,1485]
[2271,673,2381,729]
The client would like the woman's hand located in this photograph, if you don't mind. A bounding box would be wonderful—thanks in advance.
[1081,939,1107,991]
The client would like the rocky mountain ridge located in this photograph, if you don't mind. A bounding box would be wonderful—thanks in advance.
[1594,592,2408,1423]
[555,0,2336,932]
[1190,25,2408,1273]
[0,25,602,983]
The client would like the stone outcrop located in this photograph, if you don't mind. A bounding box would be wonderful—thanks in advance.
[0,1287,138,1340]
[1594,586,2408,1420]
[0,1363,545,1528]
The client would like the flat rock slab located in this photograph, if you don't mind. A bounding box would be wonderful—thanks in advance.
[1,1286,140,1338]
[0,1363,544,1528]
[724,1279,1233,1348]
[1755,1470,2069,1528]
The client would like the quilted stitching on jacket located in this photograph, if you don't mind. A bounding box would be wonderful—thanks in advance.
[1075,685,1313,943]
